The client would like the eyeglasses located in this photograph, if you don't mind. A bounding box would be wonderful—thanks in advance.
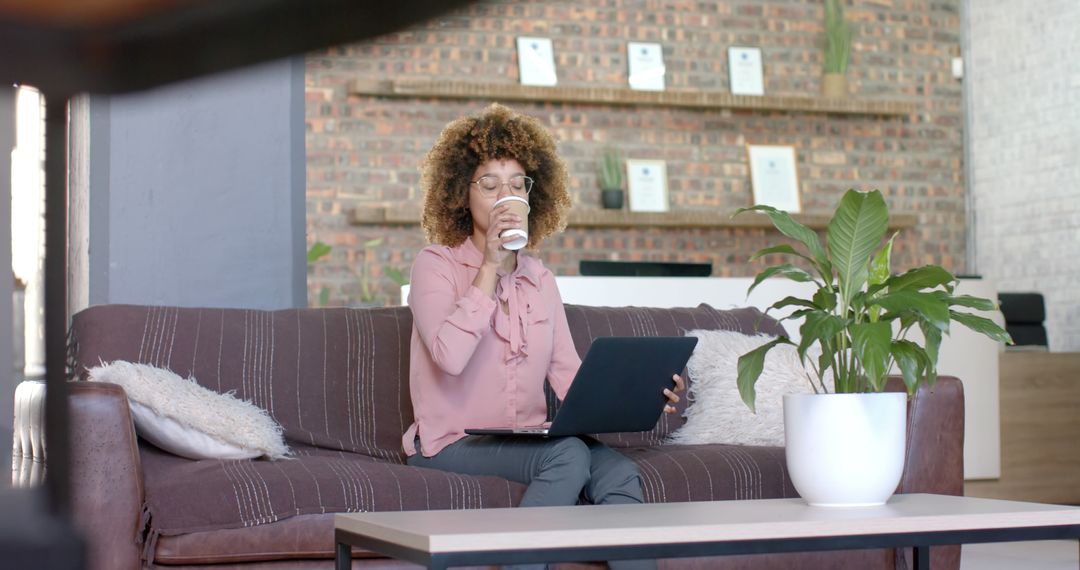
[470,174,534,197]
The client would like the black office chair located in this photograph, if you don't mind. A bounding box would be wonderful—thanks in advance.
[998,292,1048,347]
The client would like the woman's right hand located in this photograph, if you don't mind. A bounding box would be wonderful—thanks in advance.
[481,202,523,267]
[471,200,524,300]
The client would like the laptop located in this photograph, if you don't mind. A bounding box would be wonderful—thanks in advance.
[465,336,698,437]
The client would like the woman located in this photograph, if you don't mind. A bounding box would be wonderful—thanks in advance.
[402,104,681,570]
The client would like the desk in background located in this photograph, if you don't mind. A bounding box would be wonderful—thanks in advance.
[966,351,1080,505]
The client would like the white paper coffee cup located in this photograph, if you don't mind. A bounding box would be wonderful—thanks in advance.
[493,196,530,250]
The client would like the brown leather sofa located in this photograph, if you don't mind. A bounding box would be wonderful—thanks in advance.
[66,303,963,570]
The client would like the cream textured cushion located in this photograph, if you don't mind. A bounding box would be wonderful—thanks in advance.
[87,361,290,460]
[667,329,825,447]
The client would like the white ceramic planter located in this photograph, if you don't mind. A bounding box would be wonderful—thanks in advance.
[783,392,907,507]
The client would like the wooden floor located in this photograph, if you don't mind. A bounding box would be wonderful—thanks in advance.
[962,540,1078,570]
[965,351,1080,506]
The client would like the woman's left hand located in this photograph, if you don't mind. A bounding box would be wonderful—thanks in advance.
[662,373,685,414]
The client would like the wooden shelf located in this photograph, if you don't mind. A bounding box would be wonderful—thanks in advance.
[350,205,917,231]
[347,78,918,117]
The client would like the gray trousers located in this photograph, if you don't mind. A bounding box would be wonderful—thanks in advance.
[408,435,657,570]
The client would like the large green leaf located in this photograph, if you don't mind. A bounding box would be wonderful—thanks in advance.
[769,296,820,311]
[817,350,834,388]
[307,241,332,263]
[896,310,917,329]
[866,282,888,298]
[890,340,927,395]
[737,337,794,413]
[850,321,892,391]
[867,233,896,323]
[826,190,889,307]
[813,288,837,312]
[735,205,829,269]
[885,265,955,293]
[750,244,813,264]
[873,290,951,331]
[798,312,847,363]
[869,232,897,287]
[849,290,873,316]
[747,264,817,296]
[950,311,1014,345]
[780,308,816,323]
[918,318,942,386]
[944,294,998,311]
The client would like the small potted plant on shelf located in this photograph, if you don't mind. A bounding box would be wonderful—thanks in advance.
[597,146,625,210]
[734,189,1011,507]
[822,0,852,98]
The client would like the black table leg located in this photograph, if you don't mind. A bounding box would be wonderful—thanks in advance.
[913,545,930,570]
[335,541,350,570]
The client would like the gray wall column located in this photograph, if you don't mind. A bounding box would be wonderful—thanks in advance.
[289,56,307,309]
[88,56,306,310]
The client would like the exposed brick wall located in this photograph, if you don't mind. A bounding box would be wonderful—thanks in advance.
[307,0,964,307]
[968,0,1080,351]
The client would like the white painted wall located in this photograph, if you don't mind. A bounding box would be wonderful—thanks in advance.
[967,0,1080,351]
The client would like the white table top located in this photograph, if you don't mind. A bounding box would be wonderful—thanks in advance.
[335,494,1080,555]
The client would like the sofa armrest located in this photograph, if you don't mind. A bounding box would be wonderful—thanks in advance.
[885,378,964,570]
[69,381,145,570]
[892,375,964,496]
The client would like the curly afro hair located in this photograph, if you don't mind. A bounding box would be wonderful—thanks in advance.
[420,103,572,249]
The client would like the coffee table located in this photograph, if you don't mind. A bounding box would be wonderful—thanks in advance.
[335,493,1080,570]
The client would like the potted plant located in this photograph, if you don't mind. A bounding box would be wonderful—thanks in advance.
[734,189,1011,506]
[308,238,408,307]
[822,0,852,98]
[307,240,333,307]
[383,264,411,305]
[356,237,387,306]
[597,146,625,210]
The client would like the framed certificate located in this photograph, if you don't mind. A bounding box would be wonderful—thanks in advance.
[747,145,801,212]
[517,37,558,86]
[728,46,764,96]
[627,41,665,91]
[626,159,669,212]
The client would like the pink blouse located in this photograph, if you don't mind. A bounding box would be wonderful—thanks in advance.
[402,239,581,457]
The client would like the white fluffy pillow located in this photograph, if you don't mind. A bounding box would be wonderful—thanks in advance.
[667,330,827,447]
[88,361,289,460]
